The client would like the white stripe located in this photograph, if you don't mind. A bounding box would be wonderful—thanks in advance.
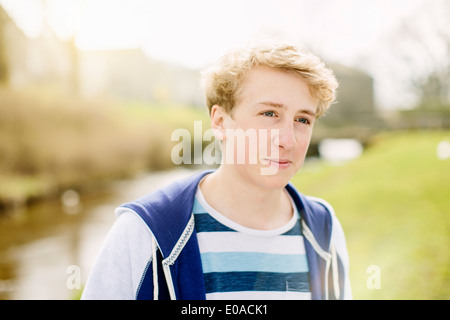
[195,187,299,237]
[206,291,312,300]
[197,232,306,255]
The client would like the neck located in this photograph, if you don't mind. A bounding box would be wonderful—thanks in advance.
[199,166,293,230]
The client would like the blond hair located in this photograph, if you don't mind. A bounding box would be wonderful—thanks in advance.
[201,41,338,118]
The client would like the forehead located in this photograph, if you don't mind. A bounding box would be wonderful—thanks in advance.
[236,66,318,112]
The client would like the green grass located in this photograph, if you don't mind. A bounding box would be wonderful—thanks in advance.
[292,130,450,300]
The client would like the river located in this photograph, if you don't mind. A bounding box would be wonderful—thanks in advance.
[0,168,200,300]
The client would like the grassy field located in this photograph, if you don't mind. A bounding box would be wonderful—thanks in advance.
[292,130,450,299]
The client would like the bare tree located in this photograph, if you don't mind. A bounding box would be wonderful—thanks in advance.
[387,0,450,109]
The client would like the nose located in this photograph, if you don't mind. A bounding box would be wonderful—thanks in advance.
[274,123,296,151]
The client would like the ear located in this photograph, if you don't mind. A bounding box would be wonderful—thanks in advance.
[210,105,227,141]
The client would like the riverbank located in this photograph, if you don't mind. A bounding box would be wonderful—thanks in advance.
[0,87,210,213]
[0,168,199,300]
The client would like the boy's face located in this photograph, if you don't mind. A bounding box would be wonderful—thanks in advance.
[212,66,318,189]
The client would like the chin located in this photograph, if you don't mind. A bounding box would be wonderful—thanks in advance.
[228,162,301,190]
[251,165,298,189]
[260,172,293,189]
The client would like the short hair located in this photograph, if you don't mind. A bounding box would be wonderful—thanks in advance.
[200,41,338,118]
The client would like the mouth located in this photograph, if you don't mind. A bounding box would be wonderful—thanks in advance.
[262,158,293,168]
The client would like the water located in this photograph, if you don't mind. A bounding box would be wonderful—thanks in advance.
[0,168,199,300]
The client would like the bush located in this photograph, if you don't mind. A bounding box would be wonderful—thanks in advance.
[0,87,209,209]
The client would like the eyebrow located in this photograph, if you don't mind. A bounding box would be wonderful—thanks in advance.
[256,101,317,117]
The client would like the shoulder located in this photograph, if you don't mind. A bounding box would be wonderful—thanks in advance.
[113,208,154,242]
[305,196,336,216]
[303,195,348,251]
[117,170,213,257]
[119,170,212,222]
[97,208,154,269]
[306,196,348,257]
[82,210,153,299]
[286,183,334,219]
[304,196,345,237]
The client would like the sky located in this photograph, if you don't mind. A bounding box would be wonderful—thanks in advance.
[0,0,447,109]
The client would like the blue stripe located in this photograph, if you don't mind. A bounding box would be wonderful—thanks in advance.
[204,272,310,293]
[194,212,236,233]
[192,198,206,214]
[194,198,303,236]
[201,252,309,273]
[194,208,303,235]
[282,219,303,236]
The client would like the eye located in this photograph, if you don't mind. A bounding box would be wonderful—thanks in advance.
[262,111,276,117]
[296,117,310,125]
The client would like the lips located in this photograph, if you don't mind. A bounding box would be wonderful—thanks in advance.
[263,158,293,168]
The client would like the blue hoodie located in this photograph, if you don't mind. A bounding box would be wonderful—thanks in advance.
[82,170,351,300]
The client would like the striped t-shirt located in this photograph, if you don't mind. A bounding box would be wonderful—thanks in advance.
[193,188,311,300]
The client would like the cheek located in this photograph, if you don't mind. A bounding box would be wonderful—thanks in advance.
[295,133,312,154]
[296,136,314,166]
[297,137,311,152]
[256,129,276,157]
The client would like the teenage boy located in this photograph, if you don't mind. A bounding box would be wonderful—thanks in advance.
[81,41,352,300]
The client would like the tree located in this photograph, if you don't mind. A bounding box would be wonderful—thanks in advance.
[387,0,450,110]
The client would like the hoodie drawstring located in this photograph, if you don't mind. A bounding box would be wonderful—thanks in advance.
[302,220,340,300]
[151,235,159,300]
[331,244,340,300]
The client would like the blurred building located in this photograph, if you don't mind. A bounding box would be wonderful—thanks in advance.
[325,63,377,126]
[0,5,204,106]
[1,4,379,137]
[78,48,203,106]
[310,63,382,146]
[0,6,77,92]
